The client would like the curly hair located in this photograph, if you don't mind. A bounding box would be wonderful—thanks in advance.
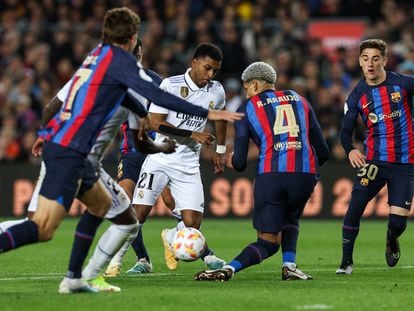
[241,61,277,84]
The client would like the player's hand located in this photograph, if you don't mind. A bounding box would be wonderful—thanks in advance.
[348,149,366,168]
[138,116,150,141]
[31,137,45,157]
[213,152,225,174]
[225,152,234,169]
[207,110,244,123]
[190,131,215,145]
[160,138,177,154]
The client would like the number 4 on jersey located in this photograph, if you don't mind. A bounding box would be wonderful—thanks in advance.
[273,105,300,137]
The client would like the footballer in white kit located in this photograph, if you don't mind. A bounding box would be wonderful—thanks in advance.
[132,43,228,271]
[133,69,225,212]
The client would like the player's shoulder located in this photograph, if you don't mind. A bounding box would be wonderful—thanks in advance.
[209,80,224,90]
[208,80,226,97]
[164,74,186,86]
[346,79,366,105]
[386,70,414,84]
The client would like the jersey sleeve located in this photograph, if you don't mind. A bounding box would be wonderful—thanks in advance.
[307,103,330,166]
[231,103,250,171]
[148,79,171,114]
[113,53,209,117]
[401,73,414,93]
[215,82,226,110]
[340,91,359,155]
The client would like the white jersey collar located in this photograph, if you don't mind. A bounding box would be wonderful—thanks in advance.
[184,68,209,92]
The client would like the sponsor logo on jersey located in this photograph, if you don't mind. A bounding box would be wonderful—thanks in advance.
[362,101,372,109]
[180,86,189,98]
[209,101,215,109]
[391,91,401,103]
[274,141,302,151]
[368,110,402,123]
[360,178,369,186]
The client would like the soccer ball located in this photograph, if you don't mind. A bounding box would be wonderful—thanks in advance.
[172,227,206,261]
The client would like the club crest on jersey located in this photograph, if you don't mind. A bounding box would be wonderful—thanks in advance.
[390,91,401,103]
[209,101,215,109]
[138,190,144,199]
[360,178,369,186]
[180,86,189,98]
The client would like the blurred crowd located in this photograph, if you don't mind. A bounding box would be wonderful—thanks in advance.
[1,0,414,164]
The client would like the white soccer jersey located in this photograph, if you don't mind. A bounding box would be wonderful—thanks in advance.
[148,68,226,173]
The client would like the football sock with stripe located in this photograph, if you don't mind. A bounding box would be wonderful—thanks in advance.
[0,220,38,253]
[228,238,280,273]
[67,211,103,279]
[83,223,138,279]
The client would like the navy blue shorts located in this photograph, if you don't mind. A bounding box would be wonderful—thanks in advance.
[352,161,414,210]
[78,159,99,196]
[253,172,318,234]
[117,152,147,183]
[40,142,90,211]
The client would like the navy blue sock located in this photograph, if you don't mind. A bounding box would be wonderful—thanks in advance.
[132,229,150,262]
[341,224,359,264]
[282,224,299,263]
[67,211,103,278]
[387,214,407,240]
[229,238,280,273]
[0,220,38,253]
[199,243,213,260]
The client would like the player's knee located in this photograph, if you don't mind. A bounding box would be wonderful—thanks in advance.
[36,224,56,242]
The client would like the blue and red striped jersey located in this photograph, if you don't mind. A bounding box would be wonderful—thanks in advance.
[234,89,329,175]
[341,71,414,163]
[41,44,208,154]
[120,69,161,155]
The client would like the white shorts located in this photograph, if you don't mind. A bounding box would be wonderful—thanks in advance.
[98,167,131,219]
[28,162,130,219]
[132,158,204,213]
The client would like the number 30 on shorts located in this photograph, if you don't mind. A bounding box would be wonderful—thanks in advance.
[357,163,378,180]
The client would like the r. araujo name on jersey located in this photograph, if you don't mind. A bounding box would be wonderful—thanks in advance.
[149,68,226,172]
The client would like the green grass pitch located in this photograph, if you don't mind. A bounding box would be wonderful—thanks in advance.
[1,218,413,311]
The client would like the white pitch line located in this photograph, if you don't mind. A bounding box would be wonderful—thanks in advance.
[1,266,413,281]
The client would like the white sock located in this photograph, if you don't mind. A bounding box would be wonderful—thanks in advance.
[283,262,296,269]
[82,223,138,279]
[0,219,27,233]
[110,223,142,265]
[165,221,186,244]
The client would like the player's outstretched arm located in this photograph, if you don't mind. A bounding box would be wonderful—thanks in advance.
[133,130,176,154]
[207,110,244,123]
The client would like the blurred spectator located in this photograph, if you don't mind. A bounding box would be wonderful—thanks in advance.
[1,0,414,163]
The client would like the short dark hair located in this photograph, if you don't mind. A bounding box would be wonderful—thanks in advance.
[102,7,140,45]
[359,39,388,57]
[192,43,223,62]
[132,38,142,58]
